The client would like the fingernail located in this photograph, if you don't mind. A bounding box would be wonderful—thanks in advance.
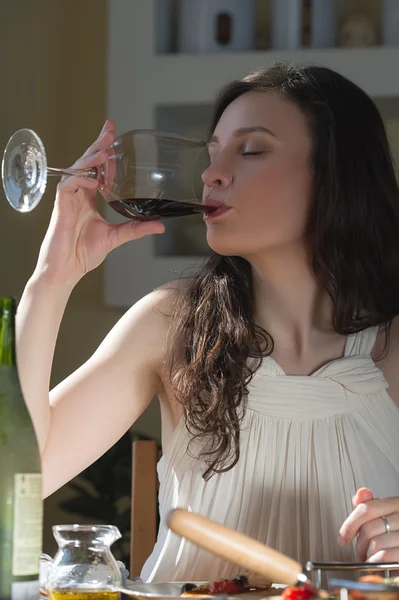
[337,534,346,546]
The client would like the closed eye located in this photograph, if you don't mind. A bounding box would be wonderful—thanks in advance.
[242,151,266,156]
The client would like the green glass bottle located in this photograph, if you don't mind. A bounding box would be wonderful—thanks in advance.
[0,297,43,600]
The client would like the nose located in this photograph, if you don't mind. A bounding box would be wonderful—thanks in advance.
[201,157,232,190]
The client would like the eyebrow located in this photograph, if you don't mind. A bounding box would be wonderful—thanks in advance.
[209,126,276,144]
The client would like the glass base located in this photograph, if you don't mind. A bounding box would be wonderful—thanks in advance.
[2,129,47,212]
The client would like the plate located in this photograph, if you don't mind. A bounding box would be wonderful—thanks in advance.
[123,581,284,599]
[328,579,399,594]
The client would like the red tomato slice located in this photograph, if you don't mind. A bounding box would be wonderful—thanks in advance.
[282,584,317,600]
[208,581,240,595]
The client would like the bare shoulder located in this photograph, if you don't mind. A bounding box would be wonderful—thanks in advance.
[373,316,399,407]
[143,277,193,325]
[153,277,193,310]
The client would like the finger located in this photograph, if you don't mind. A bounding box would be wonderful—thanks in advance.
[353,488,374,509]
[367,547,399,563]
[339,498,399,545]
[357,512,399,560]
[57,175,99,195]
[366,531,399,561]
[80,128,116,160]
[107,219,165,251]
[72,148,111,171]
[101,119,116,134]
[97,119,116,139]
[357,517,385,561]
[356,512,399,562]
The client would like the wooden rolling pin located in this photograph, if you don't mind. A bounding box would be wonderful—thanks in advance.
[167,508,307,586]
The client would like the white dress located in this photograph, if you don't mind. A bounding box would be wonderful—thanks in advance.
[141,327,399,582]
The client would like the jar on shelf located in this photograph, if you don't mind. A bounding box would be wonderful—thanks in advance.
[178,0,255,53]
[154,0,172,53]
[271,0,336,50]
[382,0,399,46]
[271,0,302,50]
[310,0,336,48]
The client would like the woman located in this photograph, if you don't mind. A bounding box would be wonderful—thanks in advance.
[17,63,399,580]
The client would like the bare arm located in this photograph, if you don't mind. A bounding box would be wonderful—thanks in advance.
[16,276,73,455]
[18,276,172,498]
[15,120,167,498]
[44,287,170,497]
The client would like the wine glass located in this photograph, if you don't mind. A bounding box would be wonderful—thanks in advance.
[1,128,215,220]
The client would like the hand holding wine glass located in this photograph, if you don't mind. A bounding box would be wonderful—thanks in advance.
[35,120,165,287]
[2,120,214,287]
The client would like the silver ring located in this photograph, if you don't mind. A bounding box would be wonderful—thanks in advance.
[381,515,391,534]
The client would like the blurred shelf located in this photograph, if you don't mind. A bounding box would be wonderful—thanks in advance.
[150,46,399,102]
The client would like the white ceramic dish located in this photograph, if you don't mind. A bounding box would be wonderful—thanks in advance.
[123,581,285,599]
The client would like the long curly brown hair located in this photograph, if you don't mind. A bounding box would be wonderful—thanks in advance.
[166,63,399,480]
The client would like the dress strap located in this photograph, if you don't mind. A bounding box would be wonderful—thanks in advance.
[345,326,379,357]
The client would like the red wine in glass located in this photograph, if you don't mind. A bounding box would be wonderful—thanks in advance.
[109,198,216,220]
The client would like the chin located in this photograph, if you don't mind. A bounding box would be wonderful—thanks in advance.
[206,230,254,257]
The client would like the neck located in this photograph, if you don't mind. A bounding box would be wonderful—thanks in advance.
[249,243,334,354]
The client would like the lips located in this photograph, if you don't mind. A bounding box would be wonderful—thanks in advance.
[202,197,228,209]
[202,198,231,220]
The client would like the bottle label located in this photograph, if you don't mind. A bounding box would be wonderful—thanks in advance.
[11,580,40,600]
[12,473,43,576]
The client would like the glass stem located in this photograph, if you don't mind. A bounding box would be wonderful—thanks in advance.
[47,166,98,179]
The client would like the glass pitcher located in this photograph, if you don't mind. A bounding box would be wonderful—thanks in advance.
[46,524,122,600]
